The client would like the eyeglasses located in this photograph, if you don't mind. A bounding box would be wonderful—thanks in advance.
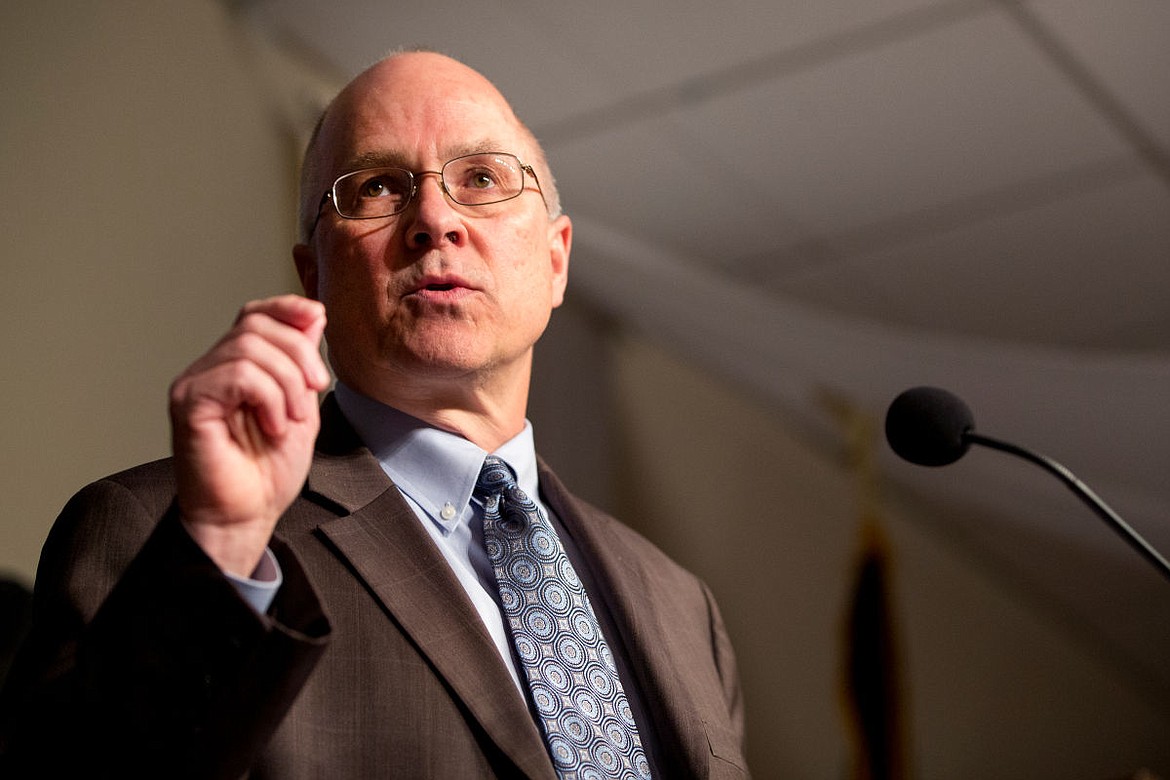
[308,151,546,238]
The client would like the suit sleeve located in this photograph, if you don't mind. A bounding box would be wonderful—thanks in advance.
[702,578,747,761]
[0,473,331,779]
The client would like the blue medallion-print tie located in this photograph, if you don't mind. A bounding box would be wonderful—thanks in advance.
[475,456,651,780]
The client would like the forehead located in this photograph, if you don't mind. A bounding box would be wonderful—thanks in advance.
[320,60,529,174]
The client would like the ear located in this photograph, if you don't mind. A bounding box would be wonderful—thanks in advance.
[293,243,319,301]
[547,214,571,308]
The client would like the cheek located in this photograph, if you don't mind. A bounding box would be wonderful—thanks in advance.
[321,232,390,296]
[316,241,396,332]
[494,219,551,289]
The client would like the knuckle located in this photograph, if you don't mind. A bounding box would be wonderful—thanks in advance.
[168,378,188,407]
[232,309,264,332]
[232,329,265,354]
[221,357,257,385]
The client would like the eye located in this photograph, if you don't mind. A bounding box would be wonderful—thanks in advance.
[334,168,413,217]
[468,168,499,190]
[444,155,522,204]
[360,176,396,198]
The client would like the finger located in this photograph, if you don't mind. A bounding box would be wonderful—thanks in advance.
[185,329,320,424]
[231,304,330,391]
[194,301,328,383]
[175,357,294,442]
[237,295,327,339]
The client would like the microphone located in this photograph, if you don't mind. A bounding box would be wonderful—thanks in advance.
[884,386,973,467]
[885,386,1170,583]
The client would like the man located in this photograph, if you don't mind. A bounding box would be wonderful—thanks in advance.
[0,52,747,778]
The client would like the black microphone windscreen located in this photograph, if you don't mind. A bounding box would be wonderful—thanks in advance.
[885,386,974,467]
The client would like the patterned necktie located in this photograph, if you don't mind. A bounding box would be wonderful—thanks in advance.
[475,456,651,780]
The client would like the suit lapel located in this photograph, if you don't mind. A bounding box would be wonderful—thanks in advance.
[301,397,556,780]
[538,461,710,778]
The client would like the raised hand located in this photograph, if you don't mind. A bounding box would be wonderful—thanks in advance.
[169,295,330,577]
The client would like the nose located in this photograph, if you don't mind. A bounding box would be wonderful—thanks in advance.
[403,171,466,249]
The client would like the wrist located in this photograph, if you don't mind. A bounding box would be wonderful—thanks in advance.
[180,516,276,579]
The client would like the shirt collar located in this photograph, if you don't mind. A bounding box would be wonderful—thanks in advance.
[333,382,541,529]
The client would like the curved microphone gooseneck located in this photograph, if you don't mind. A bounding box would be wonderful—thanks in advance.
[885,386,1170,584]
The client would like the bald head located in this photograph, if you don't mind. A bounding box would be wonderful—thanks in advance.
[297,52,560,241]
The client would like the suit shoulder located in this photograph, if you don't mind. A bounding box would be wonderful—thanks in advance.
[57,457,176,524]
[42,459,178,590]
[97,457,177,501]
[538,462,701,587]
[577,499,681,567]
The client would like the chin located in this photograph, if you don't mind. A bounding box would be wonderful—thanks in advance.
[390,338,489,377]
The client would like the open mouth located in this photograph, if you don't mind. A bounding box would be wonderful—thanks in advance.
[407,277,474,302]
[408,271,476,300]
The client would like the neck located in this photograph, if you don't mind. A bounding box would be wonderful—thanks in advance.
[340,361,532,452]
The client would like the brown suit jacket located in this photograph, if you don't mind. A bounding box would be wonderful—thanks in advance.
[0,397,748,778]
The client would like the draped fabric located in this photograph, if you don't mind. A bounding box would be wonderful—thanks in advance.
[570,216,1170,696]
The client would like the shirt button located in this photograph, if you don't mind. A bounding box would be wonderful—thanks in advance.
[440,502,457,521]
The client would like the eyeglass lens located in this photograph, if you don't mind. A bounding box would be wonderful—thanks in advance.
[332,153,526,219]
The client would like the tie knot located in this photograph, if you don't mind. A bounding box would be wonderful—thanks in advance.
[475,455,518,499]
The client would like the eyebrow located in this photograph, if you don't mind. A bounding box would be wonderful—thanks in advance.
[340,141,515,173]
